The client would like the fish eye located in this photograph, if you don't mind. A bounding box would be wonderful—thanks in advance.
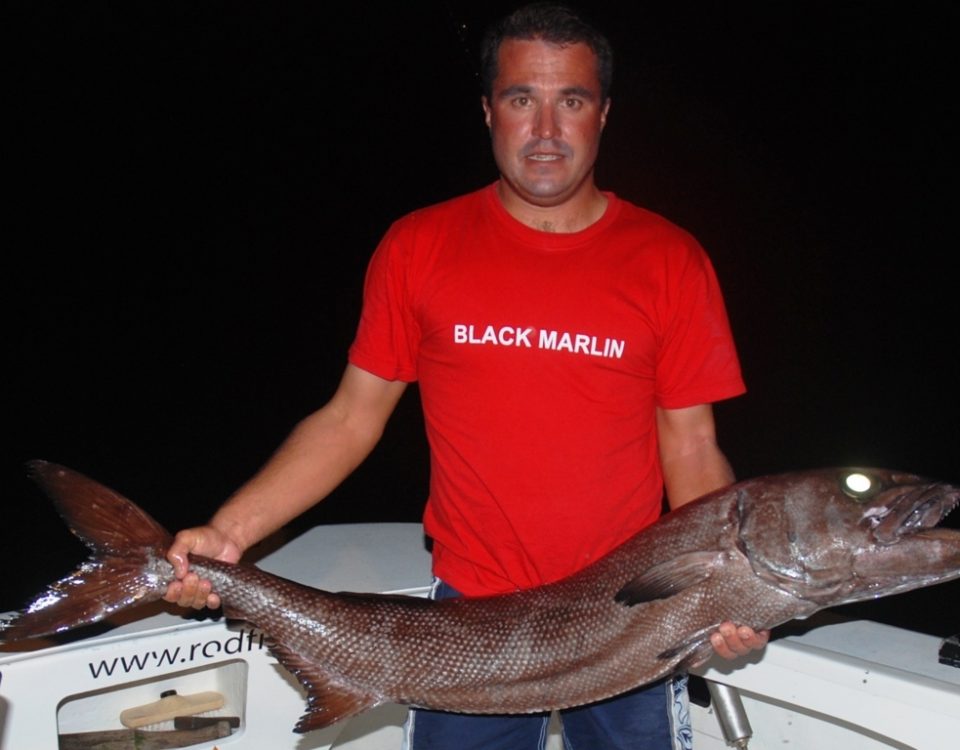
[840,471,881,500]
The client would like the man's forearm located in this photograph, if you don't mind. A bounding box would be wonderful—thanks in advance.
[208,408,377,550]
[209,365,407,552]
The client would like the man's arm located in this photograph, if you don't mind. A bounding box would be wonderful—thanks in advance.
[656,404,734,509]
[164,364,407,609]
[656,404,770,659]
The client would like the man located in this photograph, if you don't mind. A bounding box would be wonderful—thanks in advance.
[165,4,767,748]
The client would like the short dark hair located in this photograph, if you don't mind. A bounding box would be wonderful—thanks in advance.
[480,3,614,101]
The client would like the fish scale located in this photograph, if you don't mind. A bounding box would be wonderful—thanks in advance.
[1,462,958,733]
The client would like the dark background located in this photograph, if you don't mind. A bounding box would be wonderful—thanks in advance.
[4,2,958,635]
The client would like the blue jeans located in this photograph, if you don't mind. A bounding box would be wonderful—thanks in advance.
[404,581,690,750]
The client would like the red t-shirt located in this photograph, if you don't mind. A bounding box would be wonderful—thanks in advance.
[349,184,744,595]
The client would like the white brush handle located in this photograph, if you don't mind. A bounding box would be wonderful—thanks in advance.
[119,690,225,729]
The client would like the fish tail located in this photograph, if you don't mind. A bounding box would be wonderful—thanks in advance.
[0,460,174,643]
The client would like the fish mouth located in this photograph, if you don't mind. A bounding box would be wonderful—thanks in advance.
[863,482,960,544]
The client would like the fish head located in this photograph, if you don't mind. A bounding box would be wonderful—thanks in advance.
[736,468,960,606]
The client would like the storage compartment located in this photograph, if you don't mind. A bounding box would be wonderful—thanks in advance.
[56,658,247,748]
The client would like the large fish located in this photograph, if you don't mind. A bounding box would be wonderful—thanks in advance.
[2,461,959,733]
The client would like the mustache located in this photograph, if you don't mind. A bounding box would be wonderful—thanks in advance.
[519,140,573,158]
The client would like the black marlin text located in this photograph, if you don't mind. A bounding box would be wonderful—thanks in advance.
[454,324,626,359]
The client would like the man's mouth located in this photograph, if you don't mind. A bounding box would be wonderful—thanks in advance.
[521,141,571,162]
[527,153,563,162]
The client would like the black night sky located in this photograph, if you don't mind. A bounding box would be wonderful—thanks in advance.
[4,2,959,634]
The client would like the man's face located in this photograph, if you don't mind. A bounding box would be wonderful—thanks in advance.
[482,38,610,211]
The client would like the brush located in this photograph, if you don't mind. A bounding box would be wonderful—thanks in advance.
[119,689,225,729]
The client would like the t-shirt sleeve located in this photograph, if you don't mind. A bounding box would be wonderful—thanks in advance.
[348,220,420,382]
[655,239,745,409]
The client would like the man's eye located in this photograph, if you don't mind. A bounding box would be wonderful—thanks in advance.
[512,96,531,107]
[563,98,583,109]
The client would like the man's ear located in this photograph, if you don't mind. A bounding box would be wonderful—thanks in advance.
[482,96,492,129]
[601,98,611,130]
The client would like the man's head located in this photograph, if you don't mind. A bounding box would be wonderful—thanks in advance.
[479,4,613,224]
[480,3,614,102]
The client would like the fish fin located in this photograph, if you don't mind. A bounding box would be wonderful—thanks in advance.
[615,551,725,606]
[668,640,718,672]
[270,641,381,732]
[655,625,719,674]
[0,555,166,642]
[0,461,172,643]
[27,460,173,552]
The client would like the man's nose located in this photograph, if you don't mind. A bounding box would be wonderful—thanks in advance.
[533,103,558,140]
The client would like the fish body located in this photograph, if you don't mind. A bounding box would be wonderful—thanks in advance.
[2,462,958,733]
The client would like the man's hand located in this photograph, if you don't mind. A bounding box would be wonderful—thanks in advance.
[164,526,243,610]
[711,622,770,659]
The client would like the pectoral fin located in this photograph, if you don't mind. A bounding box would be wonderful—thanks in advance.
[270,642,381,732]
[614,551,726,606]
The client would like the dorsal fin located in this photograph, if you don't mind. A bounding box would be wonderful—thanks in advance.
[614,551,725,606]
[270,641,382,732]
